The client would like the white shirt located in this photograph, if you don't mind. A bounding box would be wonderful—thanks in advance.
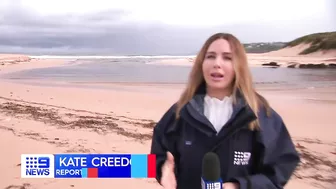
[203,95,233,133]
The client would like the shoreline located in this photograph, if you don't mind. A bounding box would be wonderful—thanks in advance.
[2,54,336,70]
[2,78,336,98]
[0,58,70,74]
[0,54,335,189]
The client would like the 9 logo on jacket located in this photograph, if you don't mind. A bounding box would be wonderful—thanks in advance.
[21,154,55,178]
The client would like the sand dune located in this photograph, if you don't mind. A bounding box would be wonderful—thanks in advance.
[263,43,336,58]
[247,43,336,68]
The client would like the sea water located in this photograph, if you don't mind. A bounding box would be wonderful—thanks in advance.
[2,56,336,90]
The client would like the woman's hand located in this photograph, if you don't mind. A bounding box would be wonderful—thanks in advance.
[223,182,240,189]
[160,152,177,189]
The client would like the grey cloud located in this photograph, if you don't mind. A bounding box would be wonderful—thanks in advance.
[0,1,335,55]
[1,6,130,29]
[0,7,214,55]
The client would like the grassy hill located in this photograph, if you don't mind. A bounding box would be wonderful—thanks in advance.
[284,32,336,55]
[242,32,336,54]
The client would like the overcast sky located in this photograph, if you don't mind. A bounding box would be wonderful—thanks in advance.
[0,0,335,55]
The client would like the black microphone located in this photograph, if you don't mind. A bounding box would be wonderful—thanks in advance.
[201,152,223,189]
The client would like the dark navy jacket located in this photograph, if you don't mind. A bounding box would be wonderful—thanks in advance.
[150,88,300,189]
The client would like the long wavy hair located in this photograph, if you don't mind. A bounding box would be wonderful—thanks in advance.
[175,33,271,130]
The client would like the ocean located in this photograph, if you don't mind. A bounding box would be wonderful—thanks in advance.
[2,56,336,90]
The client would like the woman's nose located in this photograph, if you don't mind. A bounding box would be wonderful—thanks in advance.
[214,57,222,68]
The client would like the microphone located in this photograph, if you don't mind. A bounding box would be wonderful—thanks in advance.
[201,152,223,189]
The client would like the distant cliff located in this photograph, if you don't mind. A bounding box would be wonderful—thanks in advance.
[243,42,286,53]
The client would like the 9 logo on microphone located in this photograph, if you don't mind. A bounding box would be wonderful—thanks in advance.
[207,183,221,189]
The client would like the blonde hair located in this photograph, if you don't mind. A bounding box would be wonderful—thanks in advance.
[175,33,271,130]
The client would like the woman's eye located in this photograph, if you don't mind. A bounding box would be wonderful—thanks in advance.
[223,56,232,60]
[206,55,215,59]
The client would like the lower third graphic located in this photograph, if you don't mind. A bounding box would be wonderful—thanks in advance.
[21,154,55,178]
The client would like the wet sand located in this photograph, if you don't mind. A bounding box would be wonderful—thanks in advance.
[0,55,335,189]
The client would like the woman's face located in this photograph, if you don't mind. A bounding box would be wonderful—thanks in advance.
[202,39,235,93]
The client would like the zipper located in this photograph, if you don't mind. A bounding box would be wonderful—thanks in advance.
[211,105,258,151]
[209,126,246,182]
[227,134,236,181]
[210,125,247,152]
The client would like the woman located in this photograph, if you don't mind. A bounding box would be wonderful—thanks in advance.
[150,33,300,189]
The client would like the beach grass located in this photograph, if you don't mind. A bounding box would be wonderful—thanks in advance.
[285,32,336,54]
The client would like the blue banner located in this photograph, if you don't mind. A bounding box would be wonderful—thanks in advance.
[54,154,131,178]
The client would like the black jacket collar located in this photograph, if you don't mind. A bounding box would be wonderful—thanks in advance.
[178,82,257,136]
[190,81,250,115]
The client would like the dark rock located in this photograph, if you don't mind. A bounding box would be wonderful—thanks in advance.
[262,61,280,68]
[329,63,336,68]
[315,63,327,68]
[299,63,327,69]
[262,62,278,66]
[298,64,307,68]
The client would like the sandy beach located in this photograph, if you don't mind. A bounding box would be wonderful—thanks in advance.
[0,54,335,189]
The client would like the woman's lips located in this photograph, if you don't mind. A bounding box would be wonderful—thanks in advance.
[210,73,224,78]
[210,73,224,81]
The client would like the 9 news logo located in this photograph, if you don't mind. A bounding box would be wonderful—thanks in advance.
[21,154,55,178]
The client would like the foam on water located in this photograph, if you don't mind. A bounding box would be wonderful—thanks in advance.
[29,55,196,59]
